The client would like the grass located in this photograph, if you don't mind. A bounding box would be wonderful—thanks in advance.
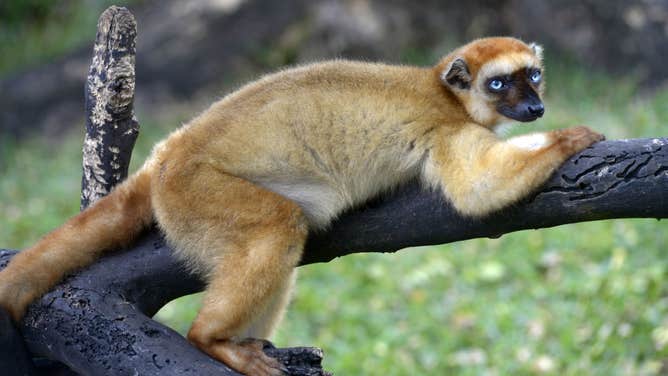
[1,50,667,375]
[0,0,136,77]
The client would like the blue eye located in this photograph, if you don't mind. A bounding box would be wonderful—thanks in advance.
[488,79,504,91]
[530,70,542,83]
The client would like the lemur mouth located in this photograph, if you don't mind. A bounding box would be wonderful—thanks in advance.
[497,104,545,123]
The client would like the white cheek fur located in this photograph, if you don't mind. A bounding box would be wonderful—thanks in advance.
[507,133,548,151]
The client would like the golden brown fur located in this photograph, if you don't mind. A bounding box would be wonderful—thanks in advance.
[0,37,602,376]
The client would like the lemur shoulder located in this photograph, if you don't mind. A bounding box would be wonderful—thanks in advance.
[0,37,603,376]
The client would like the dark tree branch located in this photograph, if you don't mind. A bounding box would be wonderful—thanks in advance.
[0,309,37,376]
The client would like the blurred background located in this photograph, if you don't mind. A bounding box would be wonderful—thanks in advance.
[1,0,667,374]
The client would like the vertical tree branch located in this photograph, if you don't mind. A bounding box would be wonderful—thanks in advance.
[81,6,139,210]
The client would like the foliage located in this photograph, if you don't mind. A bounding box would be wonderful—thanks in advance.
[0,0,136,77]
[0,0,54,27]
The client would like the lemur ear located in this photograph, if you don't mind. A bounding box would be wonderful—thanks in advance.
[441,58,471,90]
[529,42,544,60]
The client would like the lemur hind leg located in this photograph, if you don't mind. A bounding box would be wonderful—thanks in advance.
[241,269,298,339]
[153,164,307,376]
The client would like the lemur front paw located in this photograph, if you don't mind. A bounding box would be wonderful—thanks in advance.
[553,126,605,155]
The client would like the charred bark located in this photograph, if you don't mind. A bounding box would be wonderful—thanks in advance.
[80,6,139,210]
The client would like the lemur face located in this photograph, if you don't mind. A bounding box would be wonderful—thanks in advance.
[486,66,544,122]
[439,38,545,127]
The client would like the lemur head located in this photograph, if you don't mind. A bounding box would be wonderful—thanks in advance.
[437,37,545,128]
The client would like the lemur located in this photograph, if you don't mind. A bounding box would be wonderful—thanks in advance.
[0,37,603,376]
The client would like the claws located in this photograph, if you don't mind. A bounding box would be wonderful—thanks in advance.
[190,336,288,376]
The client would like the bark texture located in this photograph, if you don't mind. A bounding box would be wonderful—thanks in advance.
[80,6,139,210]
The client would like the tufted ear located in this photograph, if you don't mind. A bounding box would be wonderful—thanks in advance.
[529,42,544,60]
[441,58,471,90]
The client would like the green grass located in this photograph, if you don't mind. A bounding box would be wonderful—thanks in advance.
[0,0,136,77]
[0,119,175,248]
[1,54,667,375]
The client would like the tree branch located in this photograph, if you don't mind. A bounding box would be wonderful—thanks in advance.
[80,6,139,210]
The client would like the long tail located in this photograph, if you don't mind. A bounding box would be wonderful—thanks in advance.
[0,165,154,321]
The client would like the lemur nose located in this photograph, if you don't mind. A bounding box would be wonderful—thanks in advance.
[528,104,544,117]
